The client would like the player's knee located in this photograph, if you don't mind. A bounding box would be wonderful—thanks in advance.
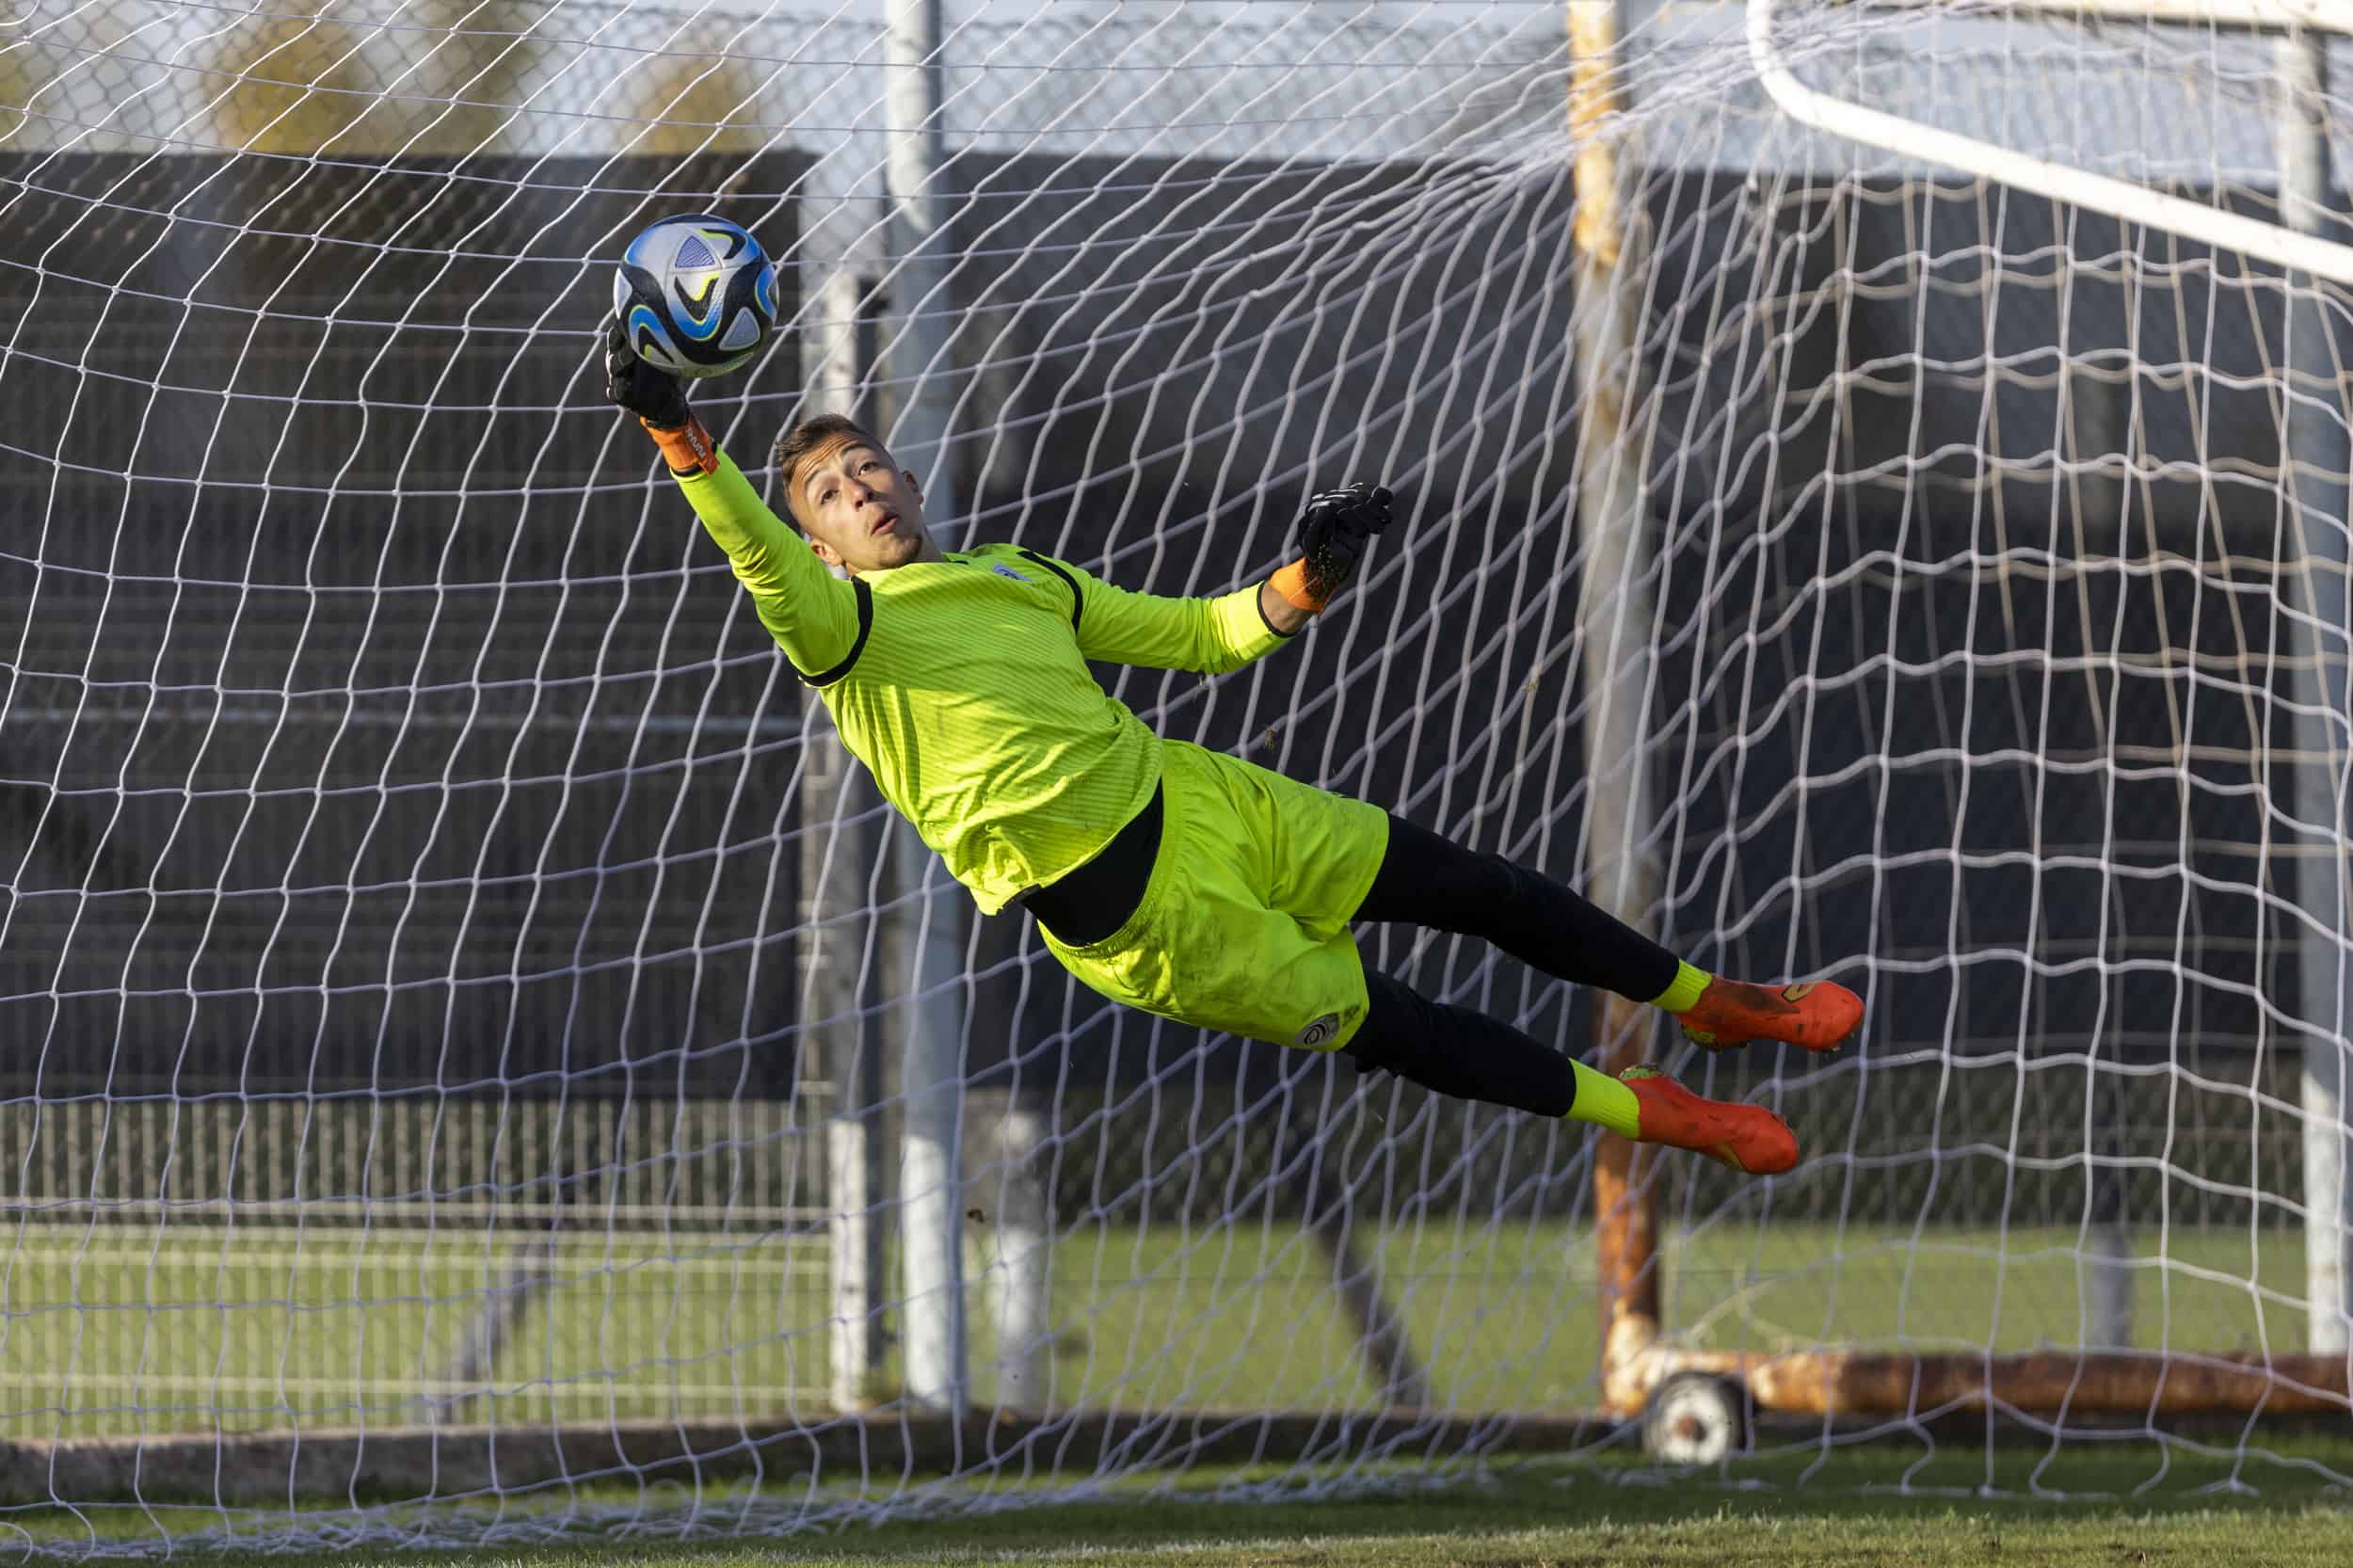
[1341,1028,1405,1076]
[1343,971,1442,1078]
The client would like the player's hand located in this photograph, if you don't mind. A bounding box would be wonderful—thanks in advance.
[604,314,693,431]
[1298,481,1394,601]
[606,315,718,475]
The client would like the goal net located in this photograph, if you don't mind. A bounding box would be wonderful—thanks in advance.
[2,0,2349,1550]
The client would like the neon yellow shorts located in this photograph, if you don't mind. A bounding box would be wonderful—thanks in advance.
[1039,739,1390,1052]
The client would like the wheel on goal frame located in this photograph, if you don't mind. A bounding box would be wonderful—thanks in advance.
[1641,1372,1751,1464]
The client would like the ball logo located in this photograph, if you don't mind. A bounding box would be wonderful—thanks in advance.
[1295,1013,1340,1048]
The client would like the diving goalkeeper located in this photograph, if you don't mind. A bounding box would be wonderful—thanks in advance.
[606,325,1861,1175]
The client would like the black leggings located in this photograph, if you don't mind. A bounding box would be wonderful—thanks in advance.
[1353,813,1678,999]
[1340,814,1680,1118]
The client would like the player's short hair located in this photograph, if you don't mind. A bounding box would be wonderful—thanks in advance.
[775,414,890,513]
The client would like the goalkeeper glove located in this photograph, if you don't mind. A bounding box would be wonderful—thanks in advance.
[604,315,716,475]
[1271,481,1394,612]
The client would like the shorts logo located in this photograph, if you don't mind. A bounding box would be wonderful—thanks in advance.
[1295,1013,1340,1048]
[991,564,1032,583]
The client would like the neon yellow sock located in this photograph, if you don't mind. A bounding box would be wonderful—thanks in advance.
[1568,1060,1641,1138]
[1651,959,1711,1015]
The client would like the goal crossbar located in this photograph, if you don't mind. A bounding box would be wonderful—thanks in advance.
[1749,0,2353,283]
[1847,0,2353,30]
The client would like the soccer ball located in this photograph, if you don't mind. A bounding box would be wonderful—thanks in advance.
[613,214,778,379]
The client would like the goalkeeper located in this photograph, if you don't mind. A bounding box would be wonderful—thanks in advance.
[607,326,1862,1175]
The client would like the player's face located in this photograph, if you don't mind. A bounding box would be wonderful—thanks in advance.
[793,440,938,573]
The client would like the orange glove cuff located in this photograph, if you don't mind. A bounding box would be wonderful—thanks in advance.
[1269,559,1328,614]
[642,415,718,476]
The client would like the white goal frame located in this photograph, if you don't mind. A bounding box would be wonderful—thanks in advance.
[1747,0,2353,285]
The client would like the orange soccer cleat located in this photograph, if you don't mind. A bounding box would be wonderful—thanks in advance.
[1676,977,1862,1054]
[1619,1065,1799,1176]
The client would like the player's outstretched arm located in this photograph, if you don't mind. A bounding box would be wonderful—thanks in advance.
[1052,481,1396,672]
[604,320,863,681]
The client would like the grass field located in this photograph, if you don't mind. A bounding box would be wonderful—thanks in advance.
[7,1450,2353,1564]
[2,1218,2320,1438]
[7,1220,2350,1564]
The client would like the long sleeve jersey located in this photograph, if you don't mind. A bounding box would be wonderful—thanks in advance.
[678,450,1292,914]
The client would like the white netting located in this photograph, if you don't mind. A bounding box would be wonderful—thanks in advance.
[4,0,2352,1555]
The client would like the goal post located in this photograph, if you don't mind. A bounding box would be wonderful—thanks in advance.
[1569,0,1675,1402]
[2269,20,2353,1364]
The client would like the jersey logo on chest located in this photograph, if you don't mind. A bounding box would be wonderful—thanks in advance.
[989,563,1032,583]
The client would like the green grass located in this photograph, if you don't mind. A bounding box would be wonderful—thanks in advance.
[6,1452,2352,1564]
[13,1216,2345,1560]
[0,1220,2321,1439]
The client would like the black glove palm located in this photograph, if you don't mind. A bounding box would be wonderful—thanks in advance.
[1299,481,1395,602]
[604,315,693,430]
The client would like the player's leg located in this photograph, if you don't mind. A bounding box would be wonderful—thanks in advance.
[1352,814,1862,1053]
[1341,971,1798,1174]
[1032,744,1800,1174]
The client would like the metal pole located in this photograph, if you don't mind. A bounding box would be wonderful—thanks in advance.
[889,850,969,1416]
[821,948,888,1412]
[2083,1105,2135,1351]
[2275,29,2353,1359]
[801,268,892,1410]
[970,1082,1052,1409]
[882,0,969,1416]
[1569,0,1668,1415]
[2062,223,2136,1352]
[883,0,960,523]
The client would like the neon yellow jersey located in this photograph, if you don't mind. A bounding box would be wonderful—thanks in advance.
[676,450,1292,914]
